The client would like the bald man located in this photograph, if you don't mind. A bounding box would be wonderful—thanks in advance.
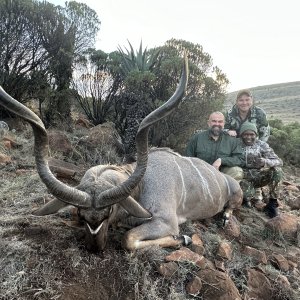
[185,112,244,181]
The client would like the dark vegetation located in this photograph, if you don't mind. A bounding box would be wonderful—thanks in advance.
[0,0,228,159]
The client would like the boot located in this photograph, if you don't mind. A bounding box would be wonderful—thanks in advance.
[254,188,263,202]
[253,198,265,211]
[264,198,279,218]
[243,198,252,208]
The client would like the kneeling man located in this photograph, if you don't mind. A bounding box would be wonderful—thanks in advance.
[239,122,283,215]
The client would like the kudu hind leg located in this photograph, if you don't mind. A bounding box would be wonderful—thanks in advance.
[122,219,189,251]
[223,208,233,227]
[223,186,243,226]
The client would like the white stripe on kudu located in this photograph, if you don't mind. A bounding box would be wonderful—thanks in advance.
[173,156,187,209]
[186,158,214,203]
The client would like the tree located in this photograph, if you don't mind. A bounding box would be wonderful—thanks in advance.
[105,39,228,157]
[268,119,300,165]
[71,48,122,125]
[111,41,161,161]
[0,0,49,102]
[0,0,100,126]
[37,1,101,128]
[149,39,229,153]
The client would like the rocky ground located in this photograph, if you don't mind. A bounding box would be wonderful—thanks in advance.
[1,123,300,300]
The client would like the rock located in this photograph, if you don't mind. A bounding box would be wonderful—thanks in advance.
[48,158,84,180]
[286,246,300,264]
[287,195,300,210]
[224,215,240,238]
[82,122,124,155]
[217,241,232,260]
[287,260,297,270]
[265,213,298,239]
[165,247,214,270]
[0,152,11,164]
[15,169,30,176]
[2,140,12,149]
[197,269,241,300]
[48,130,72,156]
[191,233,203,246]
[165,247,205,268]
[157,262,178,277]
[2,136,21,148]
[75,115,93,129]
[276,274,290,289]
[186,276,202,296]
[270,254,290,272]
[285,185,299,192]
[214,259,226,272]
[245,268,272,300]
[191,233,205,255]
[243,246,267,264]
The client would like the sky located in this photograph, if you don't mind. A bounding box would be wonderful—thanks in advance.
[48,0,300,92]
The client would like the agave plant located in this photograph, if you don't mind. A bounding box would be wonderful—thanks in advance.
[117,40,160,76]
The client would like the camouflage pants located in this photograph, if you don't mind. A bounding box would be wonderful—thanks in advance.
[240,167,283,200]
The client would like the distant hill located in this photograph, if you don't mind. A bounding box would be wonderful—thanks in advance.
[225,81,300,124]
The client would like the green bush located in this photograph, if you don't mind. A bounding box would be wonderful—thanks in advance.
[268,119,300,166]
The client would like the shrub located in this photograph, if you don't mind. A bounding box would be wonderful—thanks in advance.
[268,119,300,166]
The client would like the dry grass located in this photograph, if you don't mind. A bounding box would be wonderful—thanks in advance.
[1,128,300,299]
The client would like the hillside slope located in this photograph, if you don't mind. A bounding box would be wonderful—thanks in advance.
[226,81,300,124]
[1,129,300,300]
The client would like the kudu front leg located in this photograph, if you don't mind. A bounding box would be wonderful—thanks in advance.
[122,220,191,251]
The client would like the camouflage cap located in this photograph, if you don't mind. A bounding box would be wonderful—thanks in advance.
[236,89,252,100]
[240,121,258,135]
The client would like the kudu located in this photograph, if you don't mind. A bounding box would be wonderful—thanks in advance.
[0,57,242,251]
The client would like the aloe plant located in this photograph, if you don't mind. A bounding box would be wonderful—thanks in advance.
[118,40,160,76]
[116,40,161,161]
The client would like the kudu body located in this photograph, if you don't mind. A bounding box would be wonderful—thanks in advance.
[0,57,242,251]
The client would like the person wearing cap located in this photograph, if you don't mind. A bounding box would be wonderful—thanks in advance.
[185,111,244,181]
[225,89,270,142]
[239,121,283,213]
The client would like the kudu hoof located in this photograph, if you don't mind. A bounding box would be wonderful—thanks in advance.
[222,217,229,228]
[182,235,192,246]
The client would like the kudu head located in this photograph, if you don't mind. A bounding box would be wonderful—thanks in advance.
[0,56,188,251]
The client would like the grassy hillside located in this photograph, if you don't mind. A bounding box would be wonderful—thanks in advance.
[226,81,300,124]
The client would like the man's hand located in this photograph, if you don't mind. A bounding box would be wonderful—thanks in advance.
[212,158,222,170]
[253,157,265,168]
[227,130,237,137]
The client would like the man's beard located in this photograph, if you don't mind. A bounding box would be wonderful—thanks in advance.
[210,125,223,136]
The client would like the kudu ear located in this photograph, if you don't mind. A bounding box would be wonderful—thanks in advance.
[32,198,68,216]
[120,196,152,219]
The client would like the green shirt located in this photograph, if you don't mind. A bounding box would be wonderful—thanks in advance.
[185,130,245,167]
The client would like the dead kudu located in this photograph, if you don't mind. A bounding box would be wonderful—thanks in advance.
[0,57,242,252]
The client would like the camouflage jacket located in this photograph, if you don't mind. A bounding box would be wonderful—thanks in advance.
[225,105,270,141]
[241,139,283,169]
